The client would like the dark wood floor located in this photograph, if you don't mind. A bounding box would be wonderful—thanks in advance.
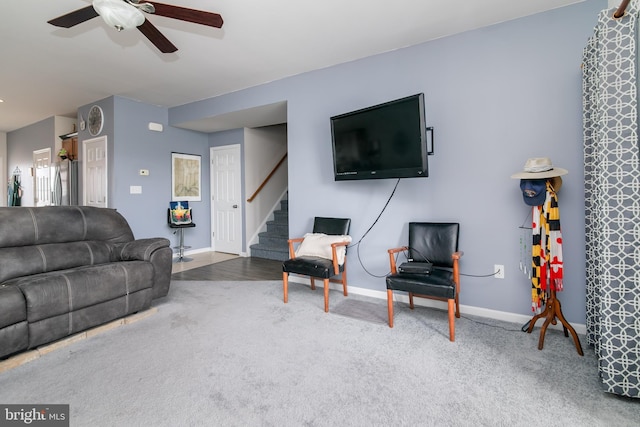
[171,257,283,281]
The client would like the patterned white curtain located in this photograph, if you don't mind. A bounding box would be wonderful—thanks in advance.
[582,2,640,398]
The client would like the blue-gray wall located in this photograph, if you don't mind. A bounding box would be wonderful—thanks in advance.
[76,97,211,249]
[169,0,606,324]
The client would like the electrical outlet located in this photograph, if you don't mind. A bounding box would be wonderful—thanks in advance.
[494,264,504,279]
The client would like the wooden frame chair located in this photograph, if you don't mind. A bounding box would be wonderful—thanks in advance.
[386,222,463,341]
[282,217,351,312]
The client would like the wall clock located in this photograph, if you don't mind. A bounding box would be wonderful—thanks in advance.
[88,105,104,136]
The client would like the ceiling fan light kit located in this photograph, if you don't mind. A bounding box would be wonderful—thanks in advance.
[93,0,144,31]
[48,1,224,53]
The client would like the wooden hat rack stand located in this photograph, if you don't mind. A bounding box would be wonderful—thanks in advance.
[512,159,583,356]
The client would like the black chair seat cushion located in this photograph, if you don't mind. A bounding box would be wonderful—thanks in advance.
[282,256,344,279]
[386,268,455,299]
[169,223,196,229]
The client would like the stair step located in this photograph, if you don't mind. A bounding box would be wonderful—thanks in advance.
[266,221,288,236]
[250,194,289,261]
[250,244,289,261]
[258,231,288,248]
[273,210,288,223]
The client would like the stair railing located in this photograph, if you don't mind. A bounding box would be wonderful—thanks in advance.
[246,153,287,202]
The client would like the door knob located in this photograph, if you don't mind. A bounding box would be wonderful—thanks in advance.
[233,204,238,208]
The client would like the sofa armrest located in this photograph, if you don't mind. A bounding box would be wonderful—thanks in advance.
[112,238,172,299]
[115,238,170,262]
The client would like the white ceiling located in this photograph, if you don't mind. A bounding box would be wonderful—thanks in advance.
[0,0,585,133]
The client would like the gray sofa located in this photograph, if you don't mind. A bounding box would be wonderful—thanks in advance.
[0,206,172,359]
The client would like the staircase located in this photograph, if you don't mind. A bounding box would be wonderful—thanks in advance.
[250,199,289,261]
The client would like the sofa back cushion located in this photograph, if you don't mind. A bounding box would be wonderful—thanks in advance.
[0,206,136,284]
[0,241,115,284]
[0,206,134,248]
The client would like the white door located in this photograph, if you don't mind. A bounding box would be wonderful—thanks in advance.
[83,136,108,207]
[33,148,51,206]
[211,145,242,254]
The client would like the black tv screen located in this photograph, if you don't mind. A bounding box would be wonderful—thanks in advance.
[330,93,428,181]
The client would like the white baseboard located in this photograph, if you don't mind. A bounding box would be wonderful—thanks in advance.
[287,276,586,335]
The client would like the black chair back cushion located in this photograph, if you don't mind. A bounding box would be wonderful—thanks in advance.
[312,217,351,236]
[408,222,459,268]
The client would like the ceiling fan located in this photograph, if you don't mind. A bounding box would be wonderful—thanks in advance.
[48,0,223,53]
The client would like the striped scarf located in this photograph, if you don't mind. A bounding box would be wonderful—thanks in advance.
[530,181,563,313]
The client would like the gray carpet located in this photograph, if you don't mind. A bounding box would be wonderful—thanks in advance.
[1,280,638,426]
[330,299,388,325]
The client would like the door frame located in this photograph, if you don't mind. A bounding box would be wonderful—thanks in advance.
[210,144,243,254]
[33,148,52,206]
[82,136,108,207]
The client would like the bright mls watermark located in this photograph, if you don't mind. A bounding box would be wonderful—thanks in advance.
[0,405,69,426]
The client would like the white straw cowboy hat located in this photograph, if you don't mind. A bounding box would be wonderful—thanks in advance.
[510,157,568,179]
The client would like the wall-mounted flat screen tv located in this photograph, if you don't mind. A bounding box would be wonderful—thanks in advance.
[330,93,428,181]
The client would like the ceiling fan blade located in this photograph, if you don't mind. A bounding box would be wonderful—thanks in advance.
[146,2,223,28]
[47,6,99,28]
[137,19,178,53]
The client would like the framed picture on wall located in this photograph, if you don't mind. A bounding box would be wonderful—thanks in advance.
[171,152,201,202]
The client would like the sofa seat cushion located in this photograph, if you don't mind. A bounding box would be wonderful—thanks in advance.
[3,261,154,323]
[0,286,29,359]
[0,285,26,327]
[27,289,152,349]
[0,321,29,359]
[0,241,115,284]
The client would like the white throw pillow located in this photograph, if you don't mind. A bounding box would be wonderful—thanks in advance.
[295,233,352,265]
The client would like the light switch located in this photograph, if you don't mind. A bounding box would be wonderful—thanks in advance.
[139,169,149,176]
[130,186,142,194]
[148,122,163,132]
